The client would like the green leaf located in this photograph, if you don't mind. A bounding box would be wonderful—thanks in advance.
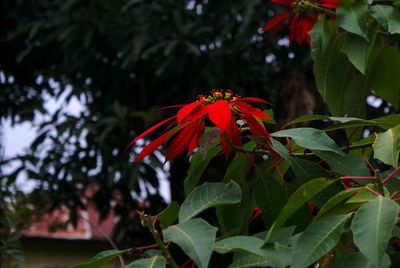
[268,178,337,236]
[254,167,294,228]
[285,114,400,131]
[228,254,275,268]
[337,1,368,38]
[157,201,179,228]
[309,17,334,60]
[343,252,391,268]
[266,226,296,246]
[314,188,360,221]
[370,5,400,35]
[351,197,399,268]
[179,181,241,223]
[217,148,255,235]
[163,218,217,268]
[373,124,400,168]
[271,128,343,155]
[370,46,400,109]
[342,26,378,74]
[313,35,356,116]
[292,215,350,268]
[312,150,370,177]
[183,145,220,195]
[126,256,166,268]
[72,249,126,268]
[214,236,264,255]
[271,139,329,181]
[343,74,373,118]
[199,127,220,158]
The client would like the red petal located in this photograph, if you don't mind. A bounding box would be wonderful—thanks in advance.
[248,207,263,222]
[263,11,290,32]
[221,118,241,155]
[134,131,170,163]
[182,105,208,123]
[188,120,205,154]
[235,101,270,120]
[241,114,271,141]
[295,17,316,45]
[319,0,338,9]
[271,0,293,6]
[177,101,201,123]
[166,121,201,160]
[289,15,298,44]
[126,116,176,149]
[208,100,232,132]
[238,97,271,105]
[159,104,186,110]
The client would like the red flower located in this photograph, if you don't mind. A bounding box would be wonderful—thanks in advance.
[129,90,272,163]
[263,0,338,45]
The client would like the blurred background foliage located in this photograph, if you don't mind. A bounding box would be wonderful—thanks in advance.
[0,0,332,251]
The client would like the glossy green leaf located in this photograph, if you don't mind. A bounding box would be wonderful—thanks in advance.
[373,125,400,168]
[351,197,399,268]
[126,256,166,268]
[370,5,400,35]
[271,128,343,155]
[337,1,368,38]
[268,178,337,236]
[163,218,217,268]
[179,181,241,223]
[157,201,179,228]
[313,35,356,116]
[265,226,296,246]
[292,215,350,268]
[72,249,126,268]
[370,46,400,109]
[312,150,370,176]
[314,188,360,221]
[183,145,220,196]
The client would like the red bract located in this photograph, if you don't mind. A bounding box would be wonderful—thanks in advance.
[263,0,338,45]
[129,90,272,163]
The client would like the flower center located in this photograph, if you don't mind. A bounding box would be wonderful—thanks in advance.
[198,89,239,104]
[291,0,318,17]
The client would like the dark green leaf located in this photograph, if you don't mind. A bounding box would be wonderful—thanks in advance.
[268,178,337,236]
[314,188,360,221]
[312,150,370,177]
[370,46,400,109]
[183,146,220,196]
[313,35,356,116]
[157,201,179,228]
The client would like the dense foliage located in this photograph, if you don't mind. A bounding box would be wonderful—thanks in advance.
[73,0,400,267]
